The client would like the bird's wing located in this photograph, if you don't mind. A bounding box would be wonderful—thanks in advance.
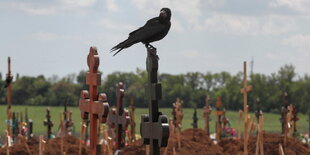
[129,19,166,41]
[129,17,159,36]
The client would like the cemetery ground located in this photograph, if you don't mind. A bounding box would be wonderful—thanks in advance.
[0,105,308,139]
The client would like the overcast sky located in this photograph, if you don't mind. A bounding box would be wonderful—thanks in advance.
[0,0,310,78]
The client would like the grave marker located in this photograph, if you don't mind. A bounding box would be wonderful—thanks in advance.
[240,61,252,155]
[280,92,289,134]
[6,57,13,147]
[291,105,298,134]
[129,96,136,142]
[63,101,74,136]
[203,95,212,136]
[43,108,53,139]
[79,46,110,155]
[172,98,183,149]
[215,96,224,141]
[191,107,198,129]
[140,48,169,155]
[255,98,262,123]
[107,82,130,149]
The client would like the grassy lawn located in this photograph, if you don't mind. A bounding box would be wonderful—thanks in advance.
[0,105,308,137]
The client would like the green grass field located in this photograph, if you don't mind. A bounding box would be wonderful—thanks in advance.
[0,105,308,137]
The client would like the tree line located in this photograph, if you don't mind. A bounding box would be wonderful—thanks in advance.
[0,64,309,114]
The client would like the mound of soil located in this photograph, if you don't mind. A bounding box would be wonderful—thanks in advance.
[121,129,310,155]
[219,133,310,155]
[120,128,222,155]
[1,130,309,155]
[0,136,88,155]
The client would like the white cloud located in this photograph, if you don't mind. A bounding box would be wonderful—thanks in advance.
[202,13,296,35]
[105,0,119,12]
[32,32,82,41]
[60,0,97,7]
[96,19,135,31]
[0,0,97,15]
[269,0,310,13]
[130,0,203,26]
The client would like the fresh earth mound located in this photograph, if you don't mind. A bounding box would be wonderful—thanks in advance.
[0,136,88,155]
[120,128,223,155]
[1,130,309,155]
[219,133,310,155]
[121,129,310,155]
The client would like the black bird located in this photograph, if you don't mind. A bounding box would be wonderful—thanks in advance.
[111,8,171,56]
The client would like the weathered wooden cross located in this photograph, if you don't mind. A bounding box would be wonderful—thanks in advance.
[172,98,183,149]
[43,108,53,139]
[63,101,74,136]
[291,105,298,134]
[107,82,130,149]
[6,57,13,146]
[255,98,262,123]
[191,107,198,129]
[240,61,253,155]
[215,96,224,141]
[79,47,110,155]
[280,92,289,134]
[203,95,212,136]
[140,48,169,155]
[129,96,136,142]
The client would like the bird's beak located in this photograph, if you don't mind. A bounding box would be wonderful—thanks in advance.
[160,10,167,18]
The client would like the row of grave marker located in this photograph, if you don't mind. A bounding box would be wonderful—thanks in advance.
[2,49,306,155]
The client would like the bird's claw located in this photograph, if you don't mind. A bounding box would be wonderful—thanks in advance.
[145,44,157,50]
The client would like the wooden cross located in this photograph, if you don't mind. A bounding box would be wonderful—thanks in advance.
[280,92,289,134]
[6,57,13,144]
[63,101,74,136]
[191,108,198,129]
[240,61,252,155]
[172,98,183,149]
[107,82,130,149]
[215,96,224,141]
[291,105,299,134]
[203,95,212,136]
[43,108,53,139]
[255,98,262,123]
[129,96,136,142]
[140,48,169,155]
[79,46,110,155]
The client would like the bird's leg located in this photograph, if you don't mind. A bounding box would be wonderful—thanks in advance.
[148,44,156,50]
[145,43,157,50]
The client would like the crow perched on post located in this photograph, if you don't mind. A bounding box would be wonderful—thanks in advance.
[111,8,171,56]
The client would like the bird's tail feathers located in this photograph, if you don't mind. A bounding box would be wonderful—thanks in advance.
[110,38,135,56]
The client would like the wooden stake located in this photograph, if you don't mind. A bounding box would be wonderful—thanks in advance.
[255,115,264,155]
[18,135,32,155]
[6,130,10,155]
[60,112,65,155]
[240,61,252,155]
[39,135,43,155]
[279,144,284,155]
